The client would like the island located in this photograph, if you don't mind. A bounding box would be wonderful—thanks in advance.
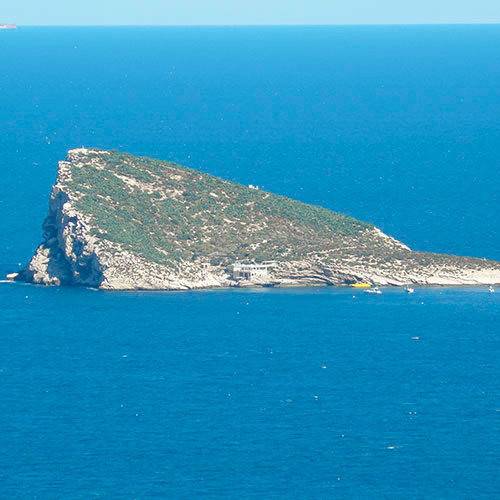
[9,148,500,290]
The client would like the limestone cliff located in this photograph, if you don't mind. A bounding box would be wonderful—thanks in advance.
[11,148,500,289]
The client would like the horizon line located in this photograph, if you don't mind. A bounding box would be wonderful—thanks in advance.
[12,22,500,28]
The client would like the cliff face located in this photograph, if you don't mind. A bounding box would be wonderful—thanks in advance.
[13,148,500,289]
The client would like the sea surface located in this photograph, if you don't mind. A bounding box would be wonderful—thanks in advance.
[1,26,500,498]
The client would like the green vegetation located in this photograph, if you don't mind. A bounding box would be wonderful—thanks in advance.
[70,150,373,267]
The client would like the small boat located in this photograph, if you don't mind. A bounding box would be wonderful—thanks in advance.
[350,282,371,289]
[364,286,382,294]
[0,24,17,30]
[489,286,495,293]
[406,287,415,294]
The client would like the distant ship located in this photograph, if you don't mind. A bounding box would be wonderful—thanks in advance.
[0,24,17,30]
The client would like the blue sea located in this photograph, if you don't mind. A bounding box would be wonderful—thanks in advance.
[1,26,500,498]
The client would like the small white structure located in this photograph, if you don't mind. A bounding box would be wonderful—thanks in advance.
[230,261,278,281]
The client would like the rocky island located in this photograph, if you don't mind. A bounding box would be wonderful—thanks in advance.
[9,148,500,290]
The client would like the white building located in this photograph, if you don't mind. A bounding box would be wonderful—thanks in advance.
[230,261,278,281]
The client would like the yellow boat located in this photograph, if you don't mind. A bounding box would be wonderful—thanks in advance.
[350,283,371,288]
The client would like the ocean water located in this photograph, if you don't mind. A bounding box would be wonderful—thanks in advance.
[1,26,500,498]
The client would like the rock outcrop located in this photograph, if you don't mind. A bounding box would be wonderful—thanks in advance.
[11,148,500,289]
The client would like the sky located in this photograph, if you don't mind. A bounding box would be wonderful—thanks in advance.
[4,0,500,25]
